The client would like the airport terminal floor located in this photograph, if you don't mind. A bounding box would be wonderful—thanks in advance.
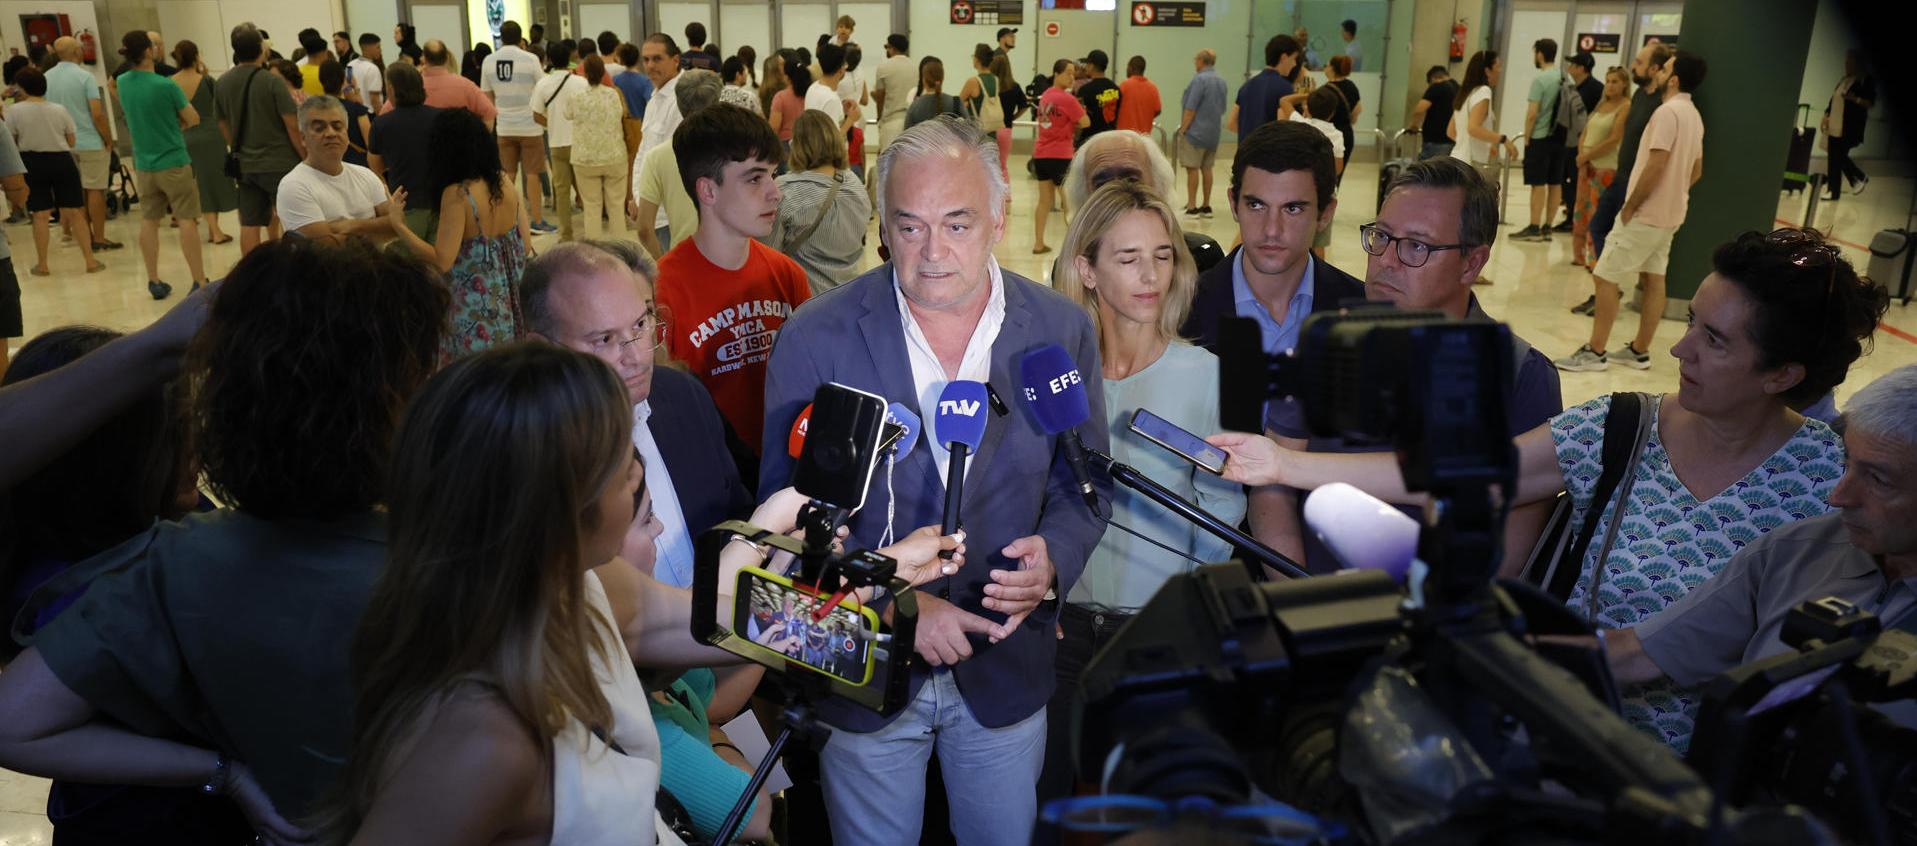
[1,145,1915,841]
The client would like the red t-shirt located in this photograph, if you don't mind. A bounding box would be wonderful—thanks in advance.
[656,237,811,452]
[1115,76,1162,134]
[1034,87,1085,161]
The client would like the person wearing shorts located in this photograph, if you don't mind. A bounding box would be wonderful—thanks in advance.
[7,67,103,276]
[1515,38,1567,242]
[482,23,553,234]
[214,25,302,256]
[45,38,119,250]
[1032,59,1087,255]
[0,100,29,374]
[118,30,207,298]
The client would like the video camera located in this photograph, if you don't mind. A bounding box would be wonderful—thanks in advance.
[1689,598,1917,845]
[1061,310,1839,844]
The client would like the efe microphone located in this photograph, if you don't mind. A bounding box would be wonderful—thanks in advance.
[933,381,989,561]
[1018,344,1099,512]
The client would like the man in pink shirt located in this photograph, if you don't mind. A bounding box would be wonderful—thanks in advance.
[379,39,497,130]
[1557,50,1706,373]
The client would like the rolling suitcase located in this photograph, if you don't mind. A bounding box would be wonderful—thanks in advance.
[1867,229,1915,304]
[1375,129,1416,211]
[1782,103,1817,194]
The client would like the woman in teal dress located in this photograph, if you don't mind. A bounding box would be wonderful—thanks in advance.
[390,108,532,359]
[169,41,236,244]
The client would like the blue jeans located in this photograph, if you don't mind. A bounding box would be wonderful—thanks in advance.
[1588,179,1626,259]
[1418,141,1454,161]
[820,669,1047,845]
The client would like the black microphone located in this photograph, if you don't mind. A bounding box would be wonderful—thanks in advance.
[1018,344,1099,513]
[933,381,990,558]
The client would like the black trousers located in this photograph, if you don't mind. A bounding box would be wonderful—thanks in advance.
[1033,603,1134,846]
[1828,136,1867,194]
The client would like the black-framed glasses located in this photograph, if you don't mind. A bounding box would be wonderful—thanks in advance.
[1357,223,1470,268]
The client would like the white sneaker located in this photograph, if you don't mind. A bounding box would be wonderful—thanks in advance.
[1555,345,1609,372]
[1610,344,1652,370]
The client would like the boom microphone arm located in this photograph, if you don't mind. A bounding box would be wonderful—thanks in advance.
[1082,439,1309,581]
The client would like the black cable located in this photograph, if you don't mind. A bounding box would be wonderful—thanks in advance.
[1101,515,1212,566]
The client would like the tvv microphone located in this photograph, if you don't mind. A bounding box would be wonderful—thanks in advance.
[885,402,922,457]
[934,381,989,560]
[1018,344,1098,512]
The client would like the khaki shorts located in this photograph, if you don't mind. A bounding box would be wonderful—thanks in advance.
[497,135,547,178]
[1176,139,1217,169]
[1592,218,1677,280]
[136,165,202,221]
[72,148,111,191]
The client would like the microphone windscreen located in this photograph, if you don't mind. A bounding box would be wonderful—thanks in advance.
[787,403,813,459]
[886,402,922,456]
[933,381,990,451]
[1017,344,1090,435]
[1303,483,1420,583]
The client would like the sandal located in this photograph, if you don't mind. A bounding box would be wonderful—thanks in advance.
[208,234,233,244]
[28,265,48,276]
[1032,245,1052,255]
[86,261,107,273]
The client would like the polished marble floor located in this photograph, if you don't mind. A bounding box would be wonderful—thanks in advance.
[1,150,1913,839]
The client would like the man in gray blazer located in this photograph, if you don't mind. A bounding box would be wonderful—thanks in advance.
[759,115,1111,846]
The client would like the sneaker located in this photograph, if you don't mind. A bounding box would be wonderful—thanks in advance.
[1198,205,1214,218]
[1610,343,1652,370]
[1511,224,1541,240]
[1852,175,1868,197]
[1570,295,1597,315]
[1555,345,1609,372]
[1184,207,1200,216]
[1551,218,1574,233]
[146,279,173,300]
[530,220,558,234]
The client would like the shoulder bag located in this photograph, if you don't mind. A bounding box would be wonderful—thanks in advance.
[1521,392,1655,609]
[223,66,264,179]
[779,173,845,254]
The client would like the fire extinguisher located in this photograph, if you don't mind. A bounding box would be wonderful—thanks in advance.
[1450,19,1467,62]
[79,28,97,64]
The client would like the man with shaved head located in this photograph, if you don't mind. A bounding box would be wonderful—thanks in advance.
[381,38,495,130]
[44,36,116,251]
[1176,47,1227,216]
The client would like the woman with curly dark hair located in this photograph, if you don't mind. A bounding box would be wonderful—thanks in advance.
[392,107,531,359]
[1212,226,1889,755]
[0,237,449,844]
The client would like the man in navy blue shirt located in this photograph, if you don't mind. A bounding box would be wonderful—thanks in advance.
[1228,34,1300,140]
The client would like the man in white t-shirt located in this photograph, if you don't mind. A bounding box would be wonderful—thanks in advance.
[347,33,385,114]
[631,33,684,241]
[533,52,589,241]
[482,22,554,235]
[806,42,861,134]
[275,96,398,240]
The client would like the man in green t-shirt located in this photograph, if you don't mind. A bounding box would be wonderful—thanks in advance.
[117,30,207,297]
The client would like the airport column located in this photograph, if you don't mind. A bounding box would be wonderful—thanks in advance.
[1660,0,1817,306]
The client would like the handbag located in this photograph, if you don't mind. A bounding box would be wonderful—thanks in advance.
[223,67,264,180]
[1521,392,1654,609]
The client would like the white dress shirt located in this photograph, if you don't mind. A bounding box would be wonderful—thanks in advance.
[893,259,1008,485]
[636,72,683,230]
[632,400,697,588]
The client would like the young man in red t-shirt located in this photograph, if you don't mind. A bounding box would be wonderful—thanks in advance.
[656,103,810,453]
[1114,55,1162,134]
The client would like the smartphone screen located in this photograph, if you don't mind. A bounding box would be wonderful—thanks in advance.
[734,565,881,686]
[1129,408,1228,475]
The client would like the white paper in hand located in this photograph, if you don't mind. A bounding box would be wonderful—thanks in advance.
[721,711,794,795]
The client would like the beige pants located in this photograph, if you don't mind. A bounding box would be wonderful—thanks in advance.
[550,145,576,241]
[572,160,628,242]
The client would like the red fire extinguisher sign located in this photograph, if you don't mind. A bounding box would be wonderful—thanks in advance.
[1450,20,1467,62]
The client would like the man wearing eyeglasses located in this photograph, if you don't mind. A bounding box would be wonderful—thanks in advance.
[1359,156,1564,573]
[520,240,755,588]
[1179,120,1365,571]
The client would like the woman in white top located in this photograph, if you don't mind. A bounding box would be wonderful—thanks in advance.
[771,110,870,295]
[6,67,103,275]
[563,56,630,242]
[1447,50,1519,170]
[317,342,965,845]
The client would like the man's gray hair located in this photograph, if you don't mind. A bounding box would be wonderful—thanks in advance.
[520,242,645,338]
[297,94,346,122]
[875,114,1007,224]
[1383,157,1500,248]
[676,69,723,115]
[1065,129,1174,212]
[1841,365,1917,447]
